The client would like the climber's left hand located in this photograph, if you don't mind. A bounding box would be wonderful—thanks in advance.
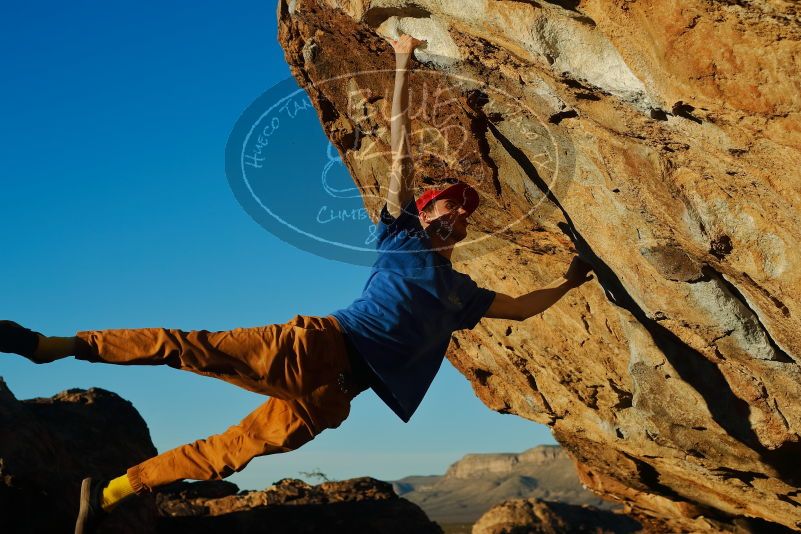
[390,33,427,55]
[564,256,594,287]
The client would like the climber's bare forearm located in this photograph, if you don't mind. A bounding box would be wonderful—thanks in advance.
[485,278,576,321]
[390,53,412,155]
[515,278,575,320]
[387,52,414,217]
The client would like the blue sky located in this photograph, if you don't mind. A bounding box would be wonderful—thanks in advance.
[0,1,554,489]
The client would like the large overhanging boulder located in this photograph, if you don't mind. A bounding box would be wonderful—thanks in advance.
[275,0,801,530]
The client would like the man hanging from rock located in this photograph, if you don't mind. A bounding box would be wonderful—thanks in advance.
[0,33,593,534]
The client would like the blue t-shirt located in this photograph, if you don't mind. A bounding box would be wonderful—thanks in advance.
[331,198,496,422]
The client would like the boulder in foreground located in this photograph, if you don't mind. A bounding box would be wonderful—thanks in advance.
[157,477,444,533]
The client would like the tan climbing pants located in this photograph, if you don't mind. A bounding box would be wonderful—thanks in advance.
[74,314,367,494]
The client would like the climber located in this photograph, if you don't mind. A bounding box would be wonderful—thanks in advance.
[0,33,593,534]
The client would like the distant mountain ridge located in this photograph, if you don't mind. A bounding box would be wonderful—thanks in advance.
[391,445,608,524]
[443,444,565,479]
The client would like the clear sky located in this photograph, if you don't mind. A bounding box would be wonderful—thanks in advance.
[0,1,555,490]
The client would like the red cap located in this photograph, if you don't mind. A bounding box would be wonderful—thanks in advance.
[416,181,480,216]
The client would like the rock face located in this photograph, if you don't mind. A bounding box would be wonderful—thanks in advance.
[0,378,158,533]
[393,445,608,524]
[157,477,443,533]
[276,1,801,530]
[472,497,642,534]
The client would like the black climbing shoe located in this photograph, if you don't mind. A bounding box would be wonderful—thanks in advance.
[75,477,107,534]
[0,320,41,359]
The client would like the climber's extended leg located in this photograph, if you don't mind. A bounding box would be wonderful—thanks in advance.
[91,375,365,526]
[71,314,346,399]
[129,381,357,493]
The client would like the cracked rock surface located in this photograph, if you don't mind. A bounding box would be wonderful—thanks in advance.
[277,0,801,531]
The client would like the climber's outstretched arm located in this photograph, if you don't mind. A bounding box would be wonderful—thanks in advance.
[484,257,593,321]
[485,281,575,321]
[386,33,426,218]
